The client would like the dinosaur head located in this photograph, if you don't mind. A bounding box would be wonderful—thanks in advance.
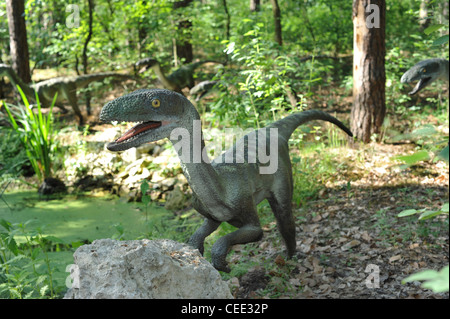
[135,58,159,73]
[100,89,192,152]
[400,59,447,95]
[0,63,11,76]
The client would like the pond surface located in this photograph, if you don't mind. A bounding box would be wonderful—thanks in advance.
[0,190,171,243]
[0,190,182,295]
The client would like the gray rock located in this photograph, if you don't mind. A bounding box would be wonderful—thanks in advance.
[64,239,233,299]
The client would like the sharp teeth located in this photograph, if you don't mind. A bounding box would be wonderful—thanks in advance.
[111,121,118,126]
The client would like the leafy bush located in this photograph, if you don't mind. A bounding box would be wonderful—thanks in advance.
[0,219,63,298]
[210,22,315,128]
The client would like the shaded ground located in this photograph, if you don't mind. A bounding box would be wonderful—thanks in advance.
[230,143,449,299]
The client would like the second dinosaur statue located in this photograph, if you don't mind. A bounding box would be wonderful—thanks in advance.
[100,89,353,272]
[0,63,135,124]
[136,58,219,93]
[401,58,449,95]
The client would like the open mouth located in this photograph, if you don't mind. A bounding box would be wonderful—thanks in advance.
[115,121,162,143]
[409,77,431,95]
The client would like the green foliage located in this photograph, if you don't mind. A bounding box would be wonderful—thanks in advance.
[402,265,449,293]
[438,144,449,162]
[1,86,57,183]
[0,219,63,298]
[398,203,449,220]
[0,128,30,179]
[211,22,315,128]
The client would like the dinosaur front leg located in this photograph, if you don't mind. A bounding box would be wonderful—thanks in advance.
[211,224,263,273]
[188,218,220,255]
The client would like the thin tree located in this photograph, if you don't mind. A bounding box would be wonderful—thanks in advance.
[173,0,194,64]
[350,0,386,143]
[270,0,282,46]
[250,0,260,12]
[82,0,94,116]
[222,0,231,41]
[5,0,31,84]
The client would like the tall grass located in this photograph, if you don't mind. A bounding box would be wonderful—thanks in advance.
[1,86,57,183]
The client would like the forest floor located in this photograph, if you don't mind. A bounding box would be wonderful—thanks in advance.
[229,141,449,299]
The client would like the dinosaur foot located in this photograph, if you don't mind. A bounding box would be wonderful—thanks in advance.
[213,261,231,273]
[56,106,69,114]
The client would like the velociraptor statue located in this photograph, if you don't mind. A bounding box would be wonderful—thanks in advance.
[100,89,353,272]
[401,58,449,95]
[0,63,135,124]
[136,58,219,93]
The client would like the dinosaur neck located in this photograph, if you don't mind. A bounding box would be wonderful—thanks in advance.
[2,67,34,97]
[152,64,178,91]
[168,106,225,208]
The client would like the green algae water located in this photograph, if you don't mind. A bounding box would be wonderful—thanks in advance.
[0,190,195,296]
[0,191,173,243]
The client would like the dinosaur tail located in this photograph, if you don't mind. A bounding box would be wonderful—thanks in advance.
[270,110,353,141]
[75,72,134,89]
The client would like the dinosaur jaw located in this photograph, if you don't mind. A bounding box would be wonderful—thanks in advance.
[107,120,172,152]
[409,77,432,95]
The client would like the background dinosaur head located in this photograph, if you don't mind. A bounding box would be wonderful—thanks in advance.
[400,58,446,95]
[135,58,159,73]
[100,89,193,152]
[0,63,12,76]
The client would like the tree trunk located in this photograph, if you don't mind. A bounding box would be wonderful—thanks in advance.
[222,0,231,41]
[250,0,260,12]
[5,0,31,84]
[82,0,94,116]
[419,0,431,30]
[350,0,386,143]
[173,0,194,64]
[270,0,283,46]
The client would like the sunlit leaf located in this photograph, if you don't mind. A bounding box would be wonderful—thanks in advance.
[403,266,449,293]
[424,24,445,35]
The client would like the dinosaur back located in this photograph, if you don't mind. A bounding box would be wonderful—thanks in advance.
[75,72,133,88]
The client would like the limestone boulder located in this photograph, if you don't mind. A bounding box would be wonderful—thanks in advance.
[64,239,233,299]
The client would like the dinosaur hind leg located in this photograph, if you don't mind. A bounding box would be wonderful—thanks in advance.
[211,224,263,272]
[63,85,84,125]
[268,194,296,258]
[188,218,220,255]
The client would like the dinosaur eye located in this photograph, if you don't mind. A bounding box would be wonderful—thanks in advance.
[422,68,427,73]
[152,99,161,108]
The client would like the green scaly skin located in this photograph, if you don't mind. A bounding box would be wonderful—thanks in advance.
[0,63,135,125]
[100,89,353,272]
